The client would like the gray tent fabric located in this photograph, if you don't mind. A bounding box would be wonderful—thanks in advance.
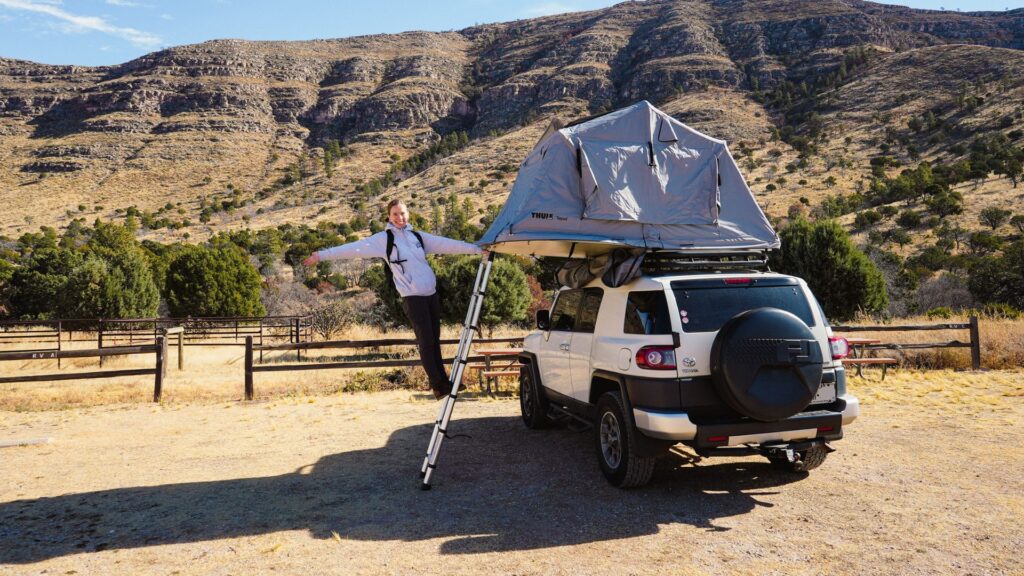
[478,100,779,258]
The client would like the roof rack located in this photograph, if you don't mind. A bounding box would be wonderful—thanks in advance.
[641,250,770,274]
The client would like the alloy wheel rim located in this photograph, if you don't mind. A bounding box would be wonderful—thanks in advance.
[521,377,533,417]
[600,411,621,468]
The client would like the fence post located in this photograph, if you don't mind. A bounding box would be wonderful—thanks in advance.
[294,318,301,361]
[969,316,981,370]
[245,336,254,401]
[57,320,62,369]
[154,336,166,402]
[98,320,104,367]
[178,331,184,371]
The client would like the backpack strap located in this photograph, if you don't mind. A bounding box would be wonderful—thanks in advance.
[384,229,396,285]
[411,230,424,252]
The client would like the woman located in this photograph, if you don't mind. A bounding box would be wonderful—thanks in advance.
[303,199,484,399]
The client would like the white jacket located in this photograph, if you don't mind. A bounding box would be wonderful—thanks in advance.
[315,223,482,297]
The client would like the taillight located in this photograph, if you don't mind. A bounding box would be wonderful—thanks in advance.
[635,346,676,370]
[723,277,752,285]
[829,337,849,360]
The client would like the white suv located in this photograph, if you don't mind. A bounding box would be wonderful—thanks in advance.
[518,270,860,487]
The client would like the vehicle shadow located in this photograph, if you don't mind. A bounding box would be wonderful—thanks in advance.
[0,416,805,563]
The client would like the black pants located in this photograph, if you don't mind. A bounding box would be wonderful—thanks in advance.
[401,292,449,391]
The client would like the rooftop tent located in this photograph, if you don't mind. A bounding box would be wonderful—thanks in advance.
[478,100,780,258]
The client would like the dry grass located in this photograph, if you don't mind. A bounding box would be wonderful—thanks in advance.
[837,315,1024,370]
[0,323,527,412]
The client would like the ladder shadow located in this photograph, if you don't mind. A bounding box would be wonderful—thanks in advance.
[0,416,806,563]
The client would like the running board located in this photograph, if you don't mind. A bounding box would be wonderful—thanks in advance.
[549,404,592,432]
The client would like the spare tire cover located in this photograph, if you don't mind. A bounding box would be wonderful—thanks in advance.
[710,308,823,422]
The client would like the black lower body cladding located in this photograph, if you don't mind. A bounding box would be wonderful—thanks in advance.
[624,369,842,421]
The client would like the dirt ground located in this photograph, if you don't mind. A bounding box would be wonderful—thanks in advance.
[1,371,1022,576]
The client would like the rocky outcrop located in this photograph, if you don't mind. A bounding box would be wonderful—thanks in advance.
[0,0,1020,179]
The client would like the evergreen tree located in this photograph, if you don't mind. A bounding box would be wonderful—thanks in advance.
[435,256,530,331]
[968,240,1024,309]
[770,219,888,320]
[166,246,265,317]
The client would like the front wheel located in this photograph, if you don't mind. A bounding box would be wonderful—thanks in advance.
[519,366,553,429]
[595,391,656,488]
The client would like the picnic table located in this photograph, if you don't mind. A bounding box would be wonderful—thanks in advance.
[841,337,897,379]
[471,348,522,393]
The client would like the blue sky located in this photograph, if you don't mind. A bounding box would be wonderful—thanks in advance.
[0,0,1019,66]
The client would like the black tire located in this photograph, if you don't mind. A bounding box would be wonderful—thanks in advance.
[767,445,829,473]
[519,365,553,429]
[595,391,656,488]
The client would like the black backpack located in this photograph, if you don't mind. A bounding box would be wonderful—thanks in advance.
[383,228,425,290]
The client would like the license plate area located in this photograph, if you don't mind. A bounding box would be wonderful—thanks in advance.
[811,381,836,404]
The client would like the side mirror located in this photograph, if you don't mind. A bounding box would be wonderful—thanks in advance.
[536,310,550,331]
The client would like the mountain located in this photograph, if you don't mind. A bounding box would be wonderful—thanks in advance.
[0,0,1022,244]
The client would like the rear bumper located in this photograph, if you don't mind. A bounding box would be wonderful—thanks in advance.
[633,394,859,447]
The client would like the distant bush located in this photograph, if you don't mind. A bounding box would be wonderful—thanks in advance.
[968,240,1024,310]
[925,306,953,319]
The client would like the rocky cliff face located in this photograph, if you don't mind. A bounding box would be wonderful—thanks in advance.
[0,0,1021,235]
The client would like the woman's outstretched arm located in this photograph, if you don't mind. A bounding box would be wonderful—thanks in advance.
[418,232,484,255]
[303,231,388,265]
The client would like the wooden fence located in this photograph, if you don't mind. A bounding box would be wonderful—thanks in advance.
[0,336,168,401]
[243,335,526,400]
[832,316,981,370]
[0,316,311,353]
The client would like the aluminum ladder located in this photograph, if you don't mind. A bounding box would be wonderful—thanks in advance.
[420,251,495,489]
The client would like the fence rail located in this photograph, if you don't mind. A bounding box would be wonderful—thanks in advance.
[832,316,981,370]
[0,316,311,355]
[243,335,526,400]
[0,337,168,401]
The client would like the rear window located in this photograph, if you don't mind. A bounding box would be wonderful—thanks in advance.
[624,291,673,335]
[576,288,604,333]
[671,278,815,333]
[550,289,582,332]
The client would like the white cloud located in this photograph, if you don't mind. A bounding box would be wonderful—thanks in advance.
[522,2,576,16]
[0,0,161,47]
[106,0,140,6]
[159,12,172,19]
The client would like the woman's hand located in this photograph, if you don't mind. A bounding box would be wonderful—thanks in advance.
[303,253,319,266]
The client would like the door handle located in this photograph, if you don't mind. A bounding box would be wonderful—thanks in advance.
[559,342,570,351]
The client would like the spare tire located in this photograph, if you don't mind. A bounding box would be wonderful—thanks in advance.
[710,308,823,422]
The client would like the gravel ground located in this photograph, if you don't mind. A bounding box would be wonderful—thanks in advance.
[1,373,1022,575]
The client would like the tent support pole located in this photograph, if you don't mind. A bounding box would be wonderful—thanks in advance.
[420,251,495,490]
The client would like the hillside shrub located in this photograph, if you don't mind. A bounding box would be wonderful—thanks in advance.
[770,218,888,321]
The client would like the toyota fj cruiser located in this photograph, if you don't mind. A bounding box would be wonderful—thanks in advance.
[518,266,859,487]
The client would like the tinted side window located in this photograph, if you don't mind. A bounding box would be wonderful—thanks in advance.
[550,290,582,332]
[575,288,604,333]
[623,291,673,335]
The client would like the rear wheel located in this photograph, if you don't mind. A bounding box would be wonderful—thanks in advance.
[767,445,829,472]
[595,391,656,488]
[519,366,553,429]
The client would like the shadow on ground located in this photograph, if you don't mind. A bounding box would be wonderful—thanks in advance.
[0,416,805,563]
